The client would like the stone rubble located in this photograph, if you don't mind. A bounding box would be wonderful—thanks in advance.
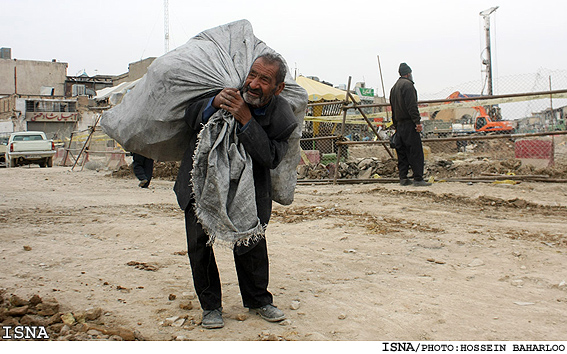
[0,290,142,341]
[111,155,567,183]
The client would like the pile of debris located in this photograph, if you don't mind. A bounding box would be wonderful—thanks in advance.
[297,155,567,181]
[426,156,567,180]
[297,158,400,180]
[111,161,180,181]
[0,290,143,341]
[110,155,567,182]
[111,164,134,178]
[152,161,180,180]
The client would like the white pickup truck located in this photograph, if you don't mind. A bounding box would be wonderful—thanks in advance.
[0,135,8,167]
[5,131,56,168]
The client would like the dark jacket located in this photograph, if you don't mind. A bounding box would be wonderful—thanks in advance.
[389,77,421,127]
[174,93,298,225]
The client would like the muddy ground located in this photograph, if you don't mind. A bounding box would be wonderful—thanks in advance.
[0,165,566,341]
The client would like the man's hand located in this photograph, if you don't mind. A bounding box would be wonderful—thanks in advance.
[415,123,423,133]
[213,88,252,125]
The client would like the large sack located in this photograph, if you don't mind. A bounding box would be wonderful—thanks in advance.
[100,19,307,205]
[192,110,264,247]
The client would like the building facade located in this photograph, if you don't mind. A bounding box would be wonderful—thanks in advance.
[0,58,68,96]
[0,48,154,141]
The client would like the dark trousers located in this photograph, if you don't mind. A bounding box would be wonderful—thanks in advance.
[132,153,154,187]
[395,122,425,181]
[184,207,273,310]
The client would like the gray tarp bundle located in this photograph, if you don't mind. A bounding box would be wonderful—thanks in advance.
[101,19,308,205]
[192,110,264,246]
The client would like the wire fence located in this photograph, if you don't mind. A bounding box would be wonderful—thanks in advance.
[33,69,567,184]
[298,70,567,183]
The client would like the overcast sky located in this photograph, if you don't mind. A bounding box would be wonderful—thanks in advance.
[2,0,566,98]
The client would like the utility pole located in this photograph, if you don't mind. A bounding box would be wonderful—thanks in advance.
[164,0,170,53]
[480,6,498,96]
[376,55,390,120]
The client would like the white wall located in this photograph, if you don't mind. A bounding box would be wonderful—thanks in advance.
[0,120,14,133]
[0,59,68,96]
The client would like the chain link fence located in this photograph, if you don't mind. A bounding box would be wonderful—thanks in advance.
[42,70,567,183]
[298,70,567,183]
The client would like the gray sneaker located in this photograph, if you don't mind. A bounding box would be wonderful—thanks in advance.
[400,178,412,186]
[250,304,286,322]
[413,180,432,187]
[202,308,224,329]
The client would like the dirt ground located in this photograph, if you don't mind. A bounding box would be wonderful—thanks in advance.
[1,165,566,341]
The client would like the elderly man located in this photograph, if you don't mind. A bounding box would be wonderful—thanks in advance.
[389,63,431,187]
[174,53,298,329]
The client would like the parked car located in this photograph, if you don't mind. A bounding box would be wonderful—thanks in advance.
[5,131,56,168]
[0,135,8,167]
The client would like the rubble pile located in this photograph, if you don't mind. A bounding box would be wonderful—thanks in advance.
[111,164,134,178]
[111,161,180,181]
[0,290,142,341]
[297,156,567,181]
[297,158,399,180]
[110,155,567,182]
[152,162,180,181]
[426,156,567,180]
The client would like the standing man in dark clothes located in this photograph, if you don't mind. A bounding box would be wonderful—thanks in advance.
[174,53,298,329]
[389,63,431,187]
[131,153,154,188]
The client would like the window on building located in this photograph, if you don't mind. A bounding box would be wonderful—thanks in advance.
[25,100,77,112]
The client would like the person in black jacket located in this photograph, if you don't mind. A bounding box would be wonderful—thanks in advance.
[131,153,154,188]
[389,63,431,187]
[174,53,298,329]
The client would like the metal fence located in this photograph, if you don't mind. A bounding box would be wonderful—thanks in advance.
[45,70,567,184]
[298,71,567,184]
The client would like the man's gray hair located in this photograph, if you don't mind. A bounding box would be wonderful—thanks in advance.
[256,53,287,85]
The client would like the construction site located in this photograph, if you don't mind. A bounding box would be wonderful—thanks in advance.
[1,4,567,343]
[1,161,566,341]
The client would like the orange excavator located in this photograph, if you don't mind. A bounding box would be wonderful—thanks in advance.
[446,91,515,134]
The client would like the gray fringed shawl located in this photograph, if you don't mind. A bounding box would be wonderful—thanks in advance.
[191,110,265,247]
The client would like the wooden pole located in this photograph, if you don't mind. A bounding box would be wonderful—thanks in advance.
[333,77,352,184]
[377,55,390,121]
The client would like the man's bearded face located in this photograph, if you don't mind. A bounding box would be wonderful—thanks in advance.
[242,58,281,108]
[242,84,275,107]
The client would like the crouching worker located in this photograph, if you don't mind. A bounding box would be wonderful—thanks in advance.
[174,53,298,329]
